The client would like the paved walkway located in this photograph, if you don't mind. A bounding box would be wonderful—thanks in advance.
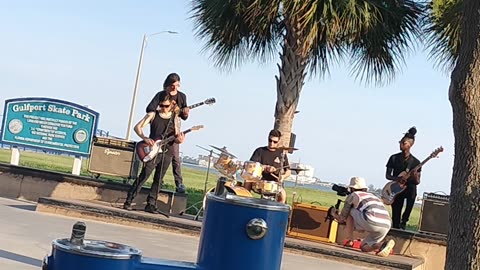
[0,197,376,270]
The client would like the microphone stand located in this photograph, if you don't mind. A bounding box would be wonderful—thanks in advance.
[196,145,214,196]
[194,145,215,221]
[277,150,287,202]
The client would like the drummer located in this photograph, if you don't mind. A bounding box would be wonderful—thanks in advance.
[247,129,291,203]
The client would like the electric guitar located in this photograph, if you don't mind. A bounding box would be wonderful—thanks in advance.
[136,125,204,162]
[381,146,444,205]
[157,97,216,114]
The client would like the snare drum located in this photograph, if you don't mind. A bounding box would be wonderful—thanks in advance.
[253,180,281,195]
[214,153,239,177]
[241,161,263,182]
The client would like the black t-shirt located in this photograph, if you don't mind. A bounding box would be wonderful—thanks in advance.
[250,147,289,181]
[386,152,421,188]
[149,113,176,152]
[146,90,188,120]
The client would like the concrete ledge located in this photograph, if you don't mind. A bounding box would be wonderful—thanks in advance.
[0,164,188,215]
[37,197,424,270]
[37,197,201,236]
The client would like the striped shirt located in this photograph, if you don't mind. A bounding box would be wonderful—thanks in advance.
[340,191,391,229]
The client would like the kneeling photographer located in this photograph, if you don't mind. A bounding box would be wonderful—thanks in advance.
[329,177,395,257]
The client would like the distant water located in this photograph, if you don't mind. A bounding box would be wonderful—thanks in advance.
[183,163,334,193]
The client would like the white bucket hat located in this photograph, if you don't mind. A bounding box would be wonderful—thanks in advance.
[348,177,368,191]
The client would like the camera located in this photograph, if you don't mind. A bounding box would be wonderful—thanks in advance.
[332,184,350,197]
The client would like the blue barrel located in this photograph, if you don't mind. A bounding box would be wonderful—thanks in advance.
[45,238,142,270]
[197,193,290,270]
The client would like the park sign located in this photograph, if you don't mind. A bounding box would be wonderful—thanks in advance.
[0,97,99,157]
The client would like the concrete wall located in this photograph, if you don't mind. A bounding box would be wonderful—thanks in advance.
[335,222,446,270]
[0,164,187,214]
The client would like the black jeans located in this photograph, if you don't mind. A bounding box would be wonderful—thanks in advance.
[171,143,183,187]
[125,152,173,206]
[391,185,417,228]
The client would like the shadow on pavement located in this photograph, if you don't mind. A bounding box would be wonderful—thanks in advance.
[7,204,37,211]
[0,249,43,267]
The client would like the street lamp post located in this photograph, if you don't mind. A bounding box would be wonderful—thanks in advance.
[125,31,178,141]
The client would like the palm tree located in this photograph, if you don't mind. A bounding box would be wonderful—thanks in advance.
[424,0,480,268]
[190,0,422,146]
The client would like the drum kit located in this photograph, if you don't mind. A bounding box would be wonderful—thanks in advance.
[209,144,300,201]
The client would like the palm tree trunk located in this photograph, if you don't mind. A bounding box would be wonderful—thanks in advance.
[274,22,308,147]
[446,0,480,269]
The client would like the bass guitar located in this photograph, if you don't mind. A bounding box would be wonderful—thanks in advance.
[381,146,443,205]
[136,125,204,162]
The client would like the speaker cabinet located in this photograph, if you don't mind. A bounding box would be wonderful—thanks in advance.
[287,203,338,243]
[419,193,450,236]
[88,136,138,178]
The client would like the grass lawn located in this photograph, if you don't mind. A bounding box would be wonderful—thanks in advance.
[0,148,420,230]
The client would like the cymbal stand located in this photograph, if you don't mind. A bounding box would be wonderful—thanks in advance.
[203,149,213,195]
[191,145,216,221]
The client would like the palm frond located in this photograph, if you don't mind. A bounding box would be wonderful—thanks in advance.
[289,0,422,85]
[346,0,424,86]
[422,0,463,72]
[189,0,283,70]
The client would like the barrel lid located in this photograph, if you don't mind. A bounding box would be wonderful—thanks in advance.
[52,239,142,259]
[207,193,291,212]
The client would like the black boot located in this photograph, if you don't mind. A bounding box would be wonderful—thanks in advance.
[144,203,159,214]
[123,202,132,211]
[123,195,133,211]
[144,203,169,218]
[176,184,186,193]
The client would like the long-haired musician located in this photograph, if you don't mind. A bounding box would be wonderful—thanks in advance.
[124,91,185,213]
[385,127,421,229]
[145,73,188,193]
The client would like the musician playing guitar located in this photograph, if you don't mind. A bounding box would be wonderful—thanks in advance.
[385,127,421,230]
[124,91,186,214]
[146,73,188,193]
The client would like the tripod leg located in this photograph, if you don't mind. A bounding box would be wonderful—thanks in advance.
[194,207,204,221]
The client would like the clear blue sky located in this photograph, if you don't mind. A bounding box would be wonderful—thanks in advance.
[0,1,453,195]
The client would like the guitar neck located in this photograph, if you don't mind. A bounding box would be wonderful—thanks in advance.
[187,102,204,110]
[162,129,193,144]
[408,156,433,175]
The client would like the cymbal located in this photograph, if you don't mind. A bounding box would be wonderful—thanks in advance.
[273,146,298,152]
[209,145,237,158]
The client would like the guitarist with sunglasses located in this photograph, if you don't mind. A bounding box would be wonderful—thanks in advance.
[124,91,186,214]
[385,127,421,230]
[146,73,188,193]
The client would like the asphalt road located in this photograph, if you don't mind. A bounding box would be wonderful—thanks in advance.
[0,197,374,270]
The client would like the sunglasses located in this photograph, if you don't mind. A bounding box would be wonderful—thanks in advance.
[159,104,171,108]
[269,139,279,144]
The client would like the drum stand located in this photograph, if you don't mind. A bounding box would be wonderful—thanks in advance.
[190,146,215,221]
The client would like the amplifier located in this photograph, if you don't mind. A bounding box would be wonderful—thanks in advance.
[419,192,450,236]
[287,202,338,243]
[88,136,138,179]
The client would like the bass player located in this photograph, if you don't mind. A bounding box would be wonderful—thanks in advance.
[385,127,421,230]
[123,91,185,214]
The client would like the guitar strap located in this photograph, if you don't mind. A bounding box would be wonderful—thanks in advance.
[402,156,415,173]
